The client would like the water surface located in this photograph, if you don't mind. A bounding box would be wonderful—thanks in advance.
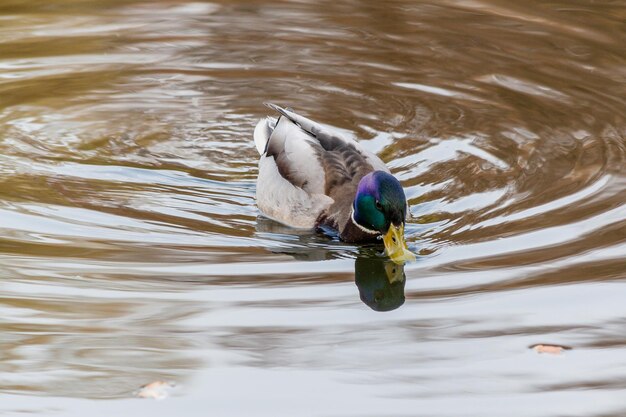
[0,0,625,416]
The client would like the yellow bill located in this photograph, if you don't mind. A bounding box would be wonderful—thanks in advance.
[383,223,416,264]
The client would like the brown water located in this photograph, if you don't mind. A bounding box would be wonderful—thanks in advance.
[1,0,625,415]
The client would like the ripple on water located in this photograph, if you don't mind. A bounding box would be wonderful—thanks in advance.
[0,0,625,416]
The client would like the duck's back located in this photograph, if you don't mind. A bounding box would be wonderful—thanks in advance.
[254,104,389,232]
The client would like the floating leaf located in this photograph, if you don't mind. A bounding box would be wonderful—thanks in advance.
[135,380,175,400]
[530,344,571,355]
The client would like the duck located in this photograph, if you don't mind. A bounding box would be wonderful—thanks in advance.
[254,103,415,263]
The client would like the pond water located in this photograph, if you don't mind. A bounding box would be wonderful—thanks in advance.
[0,0,625,415]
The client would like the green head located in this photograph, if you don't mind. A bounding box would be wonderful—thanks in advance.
[353,171,416,263]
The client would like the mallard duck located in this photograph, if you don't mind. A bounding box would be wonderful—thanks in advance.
[254,104,415,263]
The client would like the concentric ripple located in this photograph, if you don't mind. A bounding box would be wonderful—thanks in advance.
[0,1,624,416]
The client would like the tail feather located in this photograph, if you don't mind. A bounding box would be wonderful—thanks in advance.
[254,117,275,155]
[264,102,319,137]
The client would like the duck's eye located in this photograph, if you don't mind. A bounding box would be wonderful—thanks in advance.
[375,200,382,211]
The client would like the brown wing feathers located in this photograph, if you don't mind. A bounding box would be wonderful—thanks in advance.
[315,135,370,196]
[265,104,373,197]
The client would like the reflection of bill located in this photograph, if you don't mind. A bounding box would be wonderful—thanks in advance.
[355,256,406,312]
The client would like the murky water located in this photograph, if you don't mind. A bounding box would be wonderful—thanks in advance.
[1,0,625,415]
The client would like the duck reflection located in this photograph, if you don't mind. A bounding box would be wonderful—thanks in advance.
[256,216,407,311]
[354,255,406,312]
